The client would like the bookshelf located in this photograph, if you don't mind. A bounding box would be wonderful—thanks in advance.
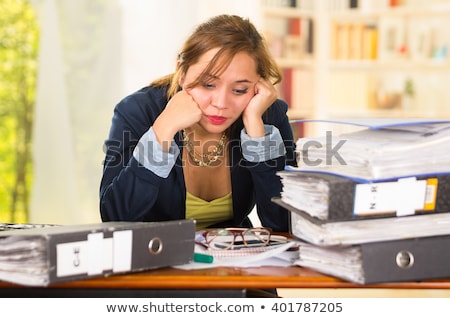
[261,0,450,136]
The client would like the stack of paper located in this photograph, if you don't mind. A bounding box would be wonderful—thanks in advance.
[272,118,450,284]
[294,119,450,181]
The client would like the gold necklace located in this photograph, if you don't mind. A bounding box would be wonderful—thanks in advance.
[182,130,226,167]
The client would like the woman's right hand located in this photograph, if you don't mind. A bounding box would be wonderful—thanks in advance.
[153,90,202,151]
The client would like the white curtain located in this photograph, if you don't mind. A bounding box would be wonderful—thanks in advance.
[29,0,261,225]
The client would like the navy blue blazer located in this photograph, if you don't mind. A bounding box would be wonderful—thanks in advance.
[100,85,296,232]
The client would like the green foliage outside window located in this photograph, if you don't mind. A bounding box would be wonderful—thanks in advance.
[0,0,39,223]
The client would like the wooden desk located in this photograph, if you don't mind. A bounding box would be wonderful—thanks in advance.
[1,266,449,297]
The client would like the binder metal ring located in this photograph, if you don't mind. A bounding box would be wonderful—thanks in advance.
[148,237,163,255]
[395,250,414,269]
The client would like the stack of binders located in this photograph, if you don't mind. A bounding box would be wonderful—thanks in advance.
[273,118,450,284]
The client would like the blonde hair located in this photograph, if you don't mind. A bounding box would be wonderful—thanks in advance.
[151,14,282,99]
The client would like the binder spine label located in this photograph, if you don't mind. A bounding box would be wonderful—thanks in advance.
[87,232,106,275]
[424,178,438,210]
[112,230,132,272]
[353,177,428,216]
[56,240,90,277]
[56,230,133,278]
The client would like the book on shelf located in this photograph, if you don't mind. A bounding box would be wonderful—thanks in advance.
[262,0,297,8]
[290,120,306,141]
[277,170,450,221]
[330,21,378,61]
[349,22,364,60]
[284,18,303,59]
[310,0,393,11]
[272,197,450,246]
[362,24,378,60]
[294,118,450,181]
[264,13,313,59]
[332,22,351,60]
[0,220,195,286]
[295,234,450,285]
[377,16,406,60]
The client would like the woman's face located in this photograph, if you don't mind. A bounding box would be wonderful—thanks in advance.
[180,48,260,134]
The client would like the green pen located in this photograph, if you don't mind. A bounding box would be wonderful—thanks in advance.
[194,252,214,263]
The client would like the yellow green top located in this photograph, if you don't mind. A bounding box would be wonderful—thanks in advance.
[185,192,233,229]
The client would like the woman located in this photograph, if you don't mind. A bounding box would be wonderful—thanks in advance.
[100,14,296,232]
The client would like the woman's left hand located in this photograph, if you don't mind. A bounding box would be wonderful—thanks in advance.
[242,78,277,137]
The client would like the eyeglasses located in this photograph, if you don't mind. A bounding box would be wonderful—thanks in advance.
[202,227,273,250]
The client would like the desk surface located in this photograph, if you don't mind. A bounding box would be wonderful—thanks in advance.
[1,266,450,290]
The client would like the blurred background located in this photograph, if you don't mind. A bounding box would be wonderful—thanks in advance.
[0,0,260,225]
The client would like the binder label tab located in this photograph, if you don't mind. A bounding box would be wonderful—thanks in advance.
[56,241,89,277]
[354,178,428,216]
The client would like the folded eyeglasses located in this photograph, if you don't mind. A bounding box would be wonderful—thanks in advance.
[202,227,286,250]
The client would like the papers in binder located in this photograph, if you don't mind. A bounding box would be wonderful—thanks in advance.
[291,117,450,130]
[274,198,450,246]
[294,120,450,181]
[0,221,195,286]
[277,171,450,221]
[296,235,450,285]
[290,209,450,246]
[296,242,365,284]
